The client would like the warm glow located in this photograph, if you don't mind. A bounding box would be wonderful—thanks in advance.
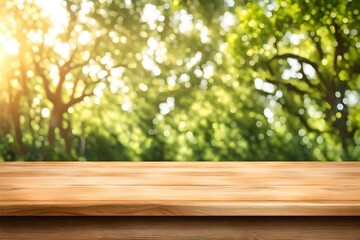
[35,0,68,33]
[78,31,92,45]
[41,108,50,118]
[54,42,70,59]
[1,38,20,56]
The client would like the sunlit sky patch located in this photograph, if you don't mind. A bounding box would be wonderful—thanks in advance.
[220,11,235,31]
[282,58,316,80]
[159,97,175,115]
[1,39,20,56]
[172,10,194,34]
[141,3,164,30]
[36,0,68,33]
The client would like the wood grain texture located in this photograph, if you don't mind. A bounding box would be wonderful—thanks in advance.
[1,216,360,240]
[1,162,360,216]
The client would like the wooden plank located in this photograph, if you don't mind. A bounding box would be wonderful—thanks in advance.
[1,201,360,216]
[1,216,360,240]
[1,162,360,216]
[1,176,359,186]
[1,185,360,201]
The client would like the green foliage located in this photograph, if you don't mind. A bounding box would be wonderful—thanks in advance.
[229,0,360,160]
[0,0,358,161]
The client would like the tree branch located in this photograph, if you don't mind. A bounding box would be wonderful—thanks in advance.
[282,99,328,135]
[265,78,309,96]
[65,92,93,109]
[34,61,55,102]
[309,32,325,60]
[332,19,347,72]
[69,71,82,100]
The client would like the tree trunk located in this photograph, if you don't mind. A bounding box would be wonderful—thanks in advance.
[10,95,26,155]
[59,120,72,154]
[336,104,351,159]
[48,113,59,147]
[47,105,72,154]
[47,106,63,147]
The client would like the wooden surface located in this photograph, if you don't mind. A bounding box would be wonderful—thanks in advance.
[1,216,360,240]
[1,162,360,216]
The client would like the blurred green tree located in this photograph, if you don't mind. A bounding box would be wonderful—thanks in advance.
[229,0,360,160]
[0,0,358,161]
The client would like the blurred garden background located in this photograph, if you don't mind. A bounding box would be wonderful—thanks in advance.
[0,0,359,161]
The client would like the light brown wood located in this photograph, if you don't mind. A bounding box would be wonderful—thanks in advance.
[1,162,360,216]
[1,216,360,240]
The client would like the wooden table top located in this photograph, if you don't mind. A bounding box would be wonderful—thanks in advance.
[1,162,359,216]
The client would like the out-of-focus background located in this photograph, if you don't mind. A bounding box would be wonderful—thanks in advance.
[0,0,359,161]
